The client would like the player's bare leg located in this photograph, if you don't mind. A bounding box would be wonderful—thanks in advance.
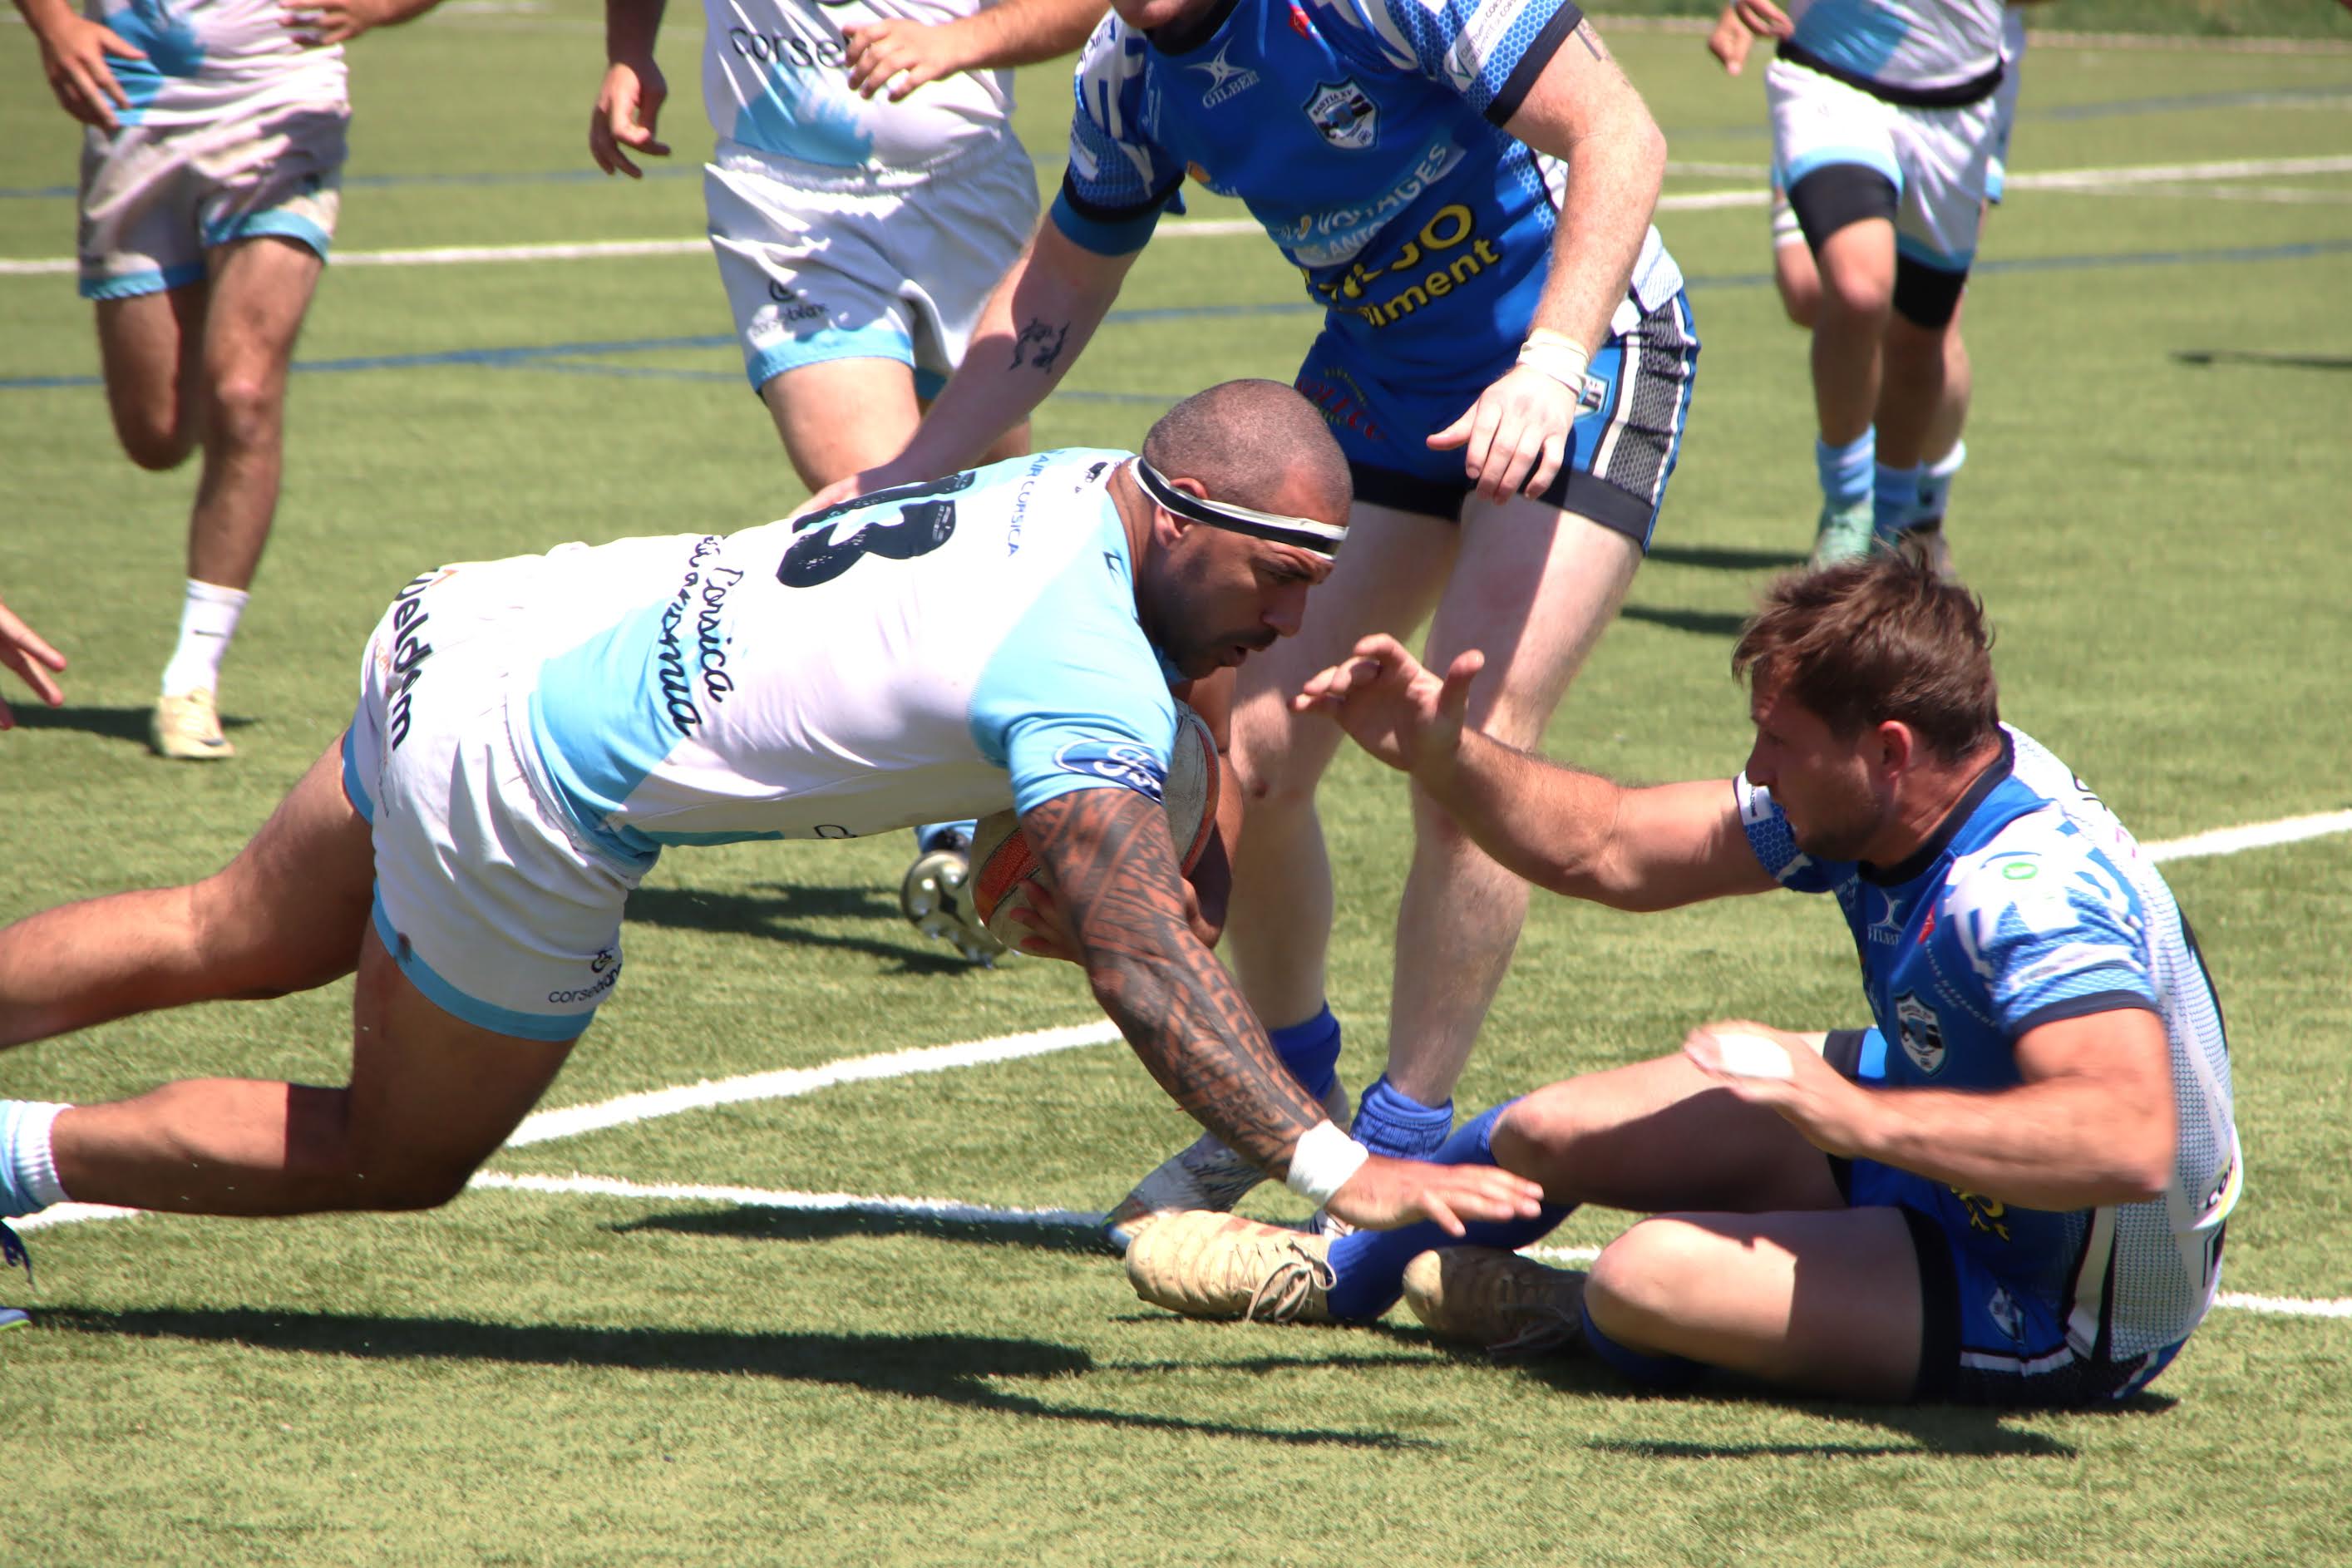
[759,356,1030,493]
[1807,217,1896,561]
[147,236,325,757]
[0,737,372,1049]
[94,283,208,473]
[49,923,575,1215]
[1379,500,1639,1108]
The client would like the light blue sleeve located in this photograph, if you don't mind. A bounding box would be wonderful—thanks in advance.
[1942,836,2159,1038]
[969,517,1180,816]
[1734,772,1849,895]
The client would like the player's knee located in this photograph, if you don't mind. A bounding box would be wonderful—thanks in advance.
[1585,1219,1709,1335]
[203,367,287,453]
[112,405,198,471]
[1817,264,1895,326]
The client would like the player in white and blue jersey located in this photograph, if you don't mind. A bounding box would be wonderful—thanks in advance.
[1131,554,2237,1408]
[0,383,1546,1316]
[12,0,435,760]
[1713,0,2036,573]
[819,0,1699,1247]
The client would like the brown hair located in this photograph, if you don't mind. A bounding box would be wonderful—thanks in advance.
[1732,553,2000,762]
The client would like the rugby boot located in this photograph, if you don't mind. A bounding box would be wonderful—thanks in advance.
[1103,1078,1352,1251]
[1401,1246,1585,1354]
[899,836,1004,965]
[1126,1212,1336,1324]
[150,688,234,761]
[1808,496,1877,567]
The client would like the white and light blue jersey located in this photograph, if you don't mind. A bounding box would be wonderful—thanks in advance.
[1776,0,2005,101]
[1738,726,2240,1359]
[83,0,346,129]
[1053,0,1681,374]
[701,0,1018,171]
[504,450,1186,869]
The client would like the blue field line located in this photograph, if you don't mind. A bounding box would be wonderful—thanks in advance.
[5,237,2350,392]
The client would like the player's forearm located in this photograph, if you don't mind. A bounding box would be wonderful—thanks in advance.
[951,0,1106,71]
[13,0,78,42]
[1419,731,1644,906]
[896,220,1133,477]
[1030,789,1324,1175]
[604,0,663,63]
[1842,1078,2175,1212]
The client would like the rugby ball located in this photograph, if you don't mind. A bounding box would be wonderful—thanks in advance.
[968,702,1221,951]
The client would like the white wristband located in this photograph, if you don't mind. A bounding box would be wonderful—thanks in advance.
[1516,329,1591,394]
[1283,1120,1371,1207]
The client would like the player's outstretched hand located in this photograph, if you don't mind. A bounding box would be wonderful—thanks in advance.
[1323,1154,1547,1235]
[589,58,671,178]
[1705,3,1754,72]
[1682,1019,1863,1156]
[0,599,67,731]
[843,17,973,101]
[1294,634,1482,780]
[28,10,143,130]
[1428,362,1580,503]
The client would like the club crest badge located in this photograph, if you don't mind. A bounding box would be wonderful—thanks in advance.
[1894,990,1946,1077]
[1304,79,1378,150]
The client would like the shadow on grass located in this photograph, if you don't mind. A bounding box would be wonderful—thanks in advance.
[624,882,975,976]
[1643,544,1807,573]
[2175,349,2352,372]
[42,1304,1427,1449]
[4,704,258,747]
[1619,604,1755,639]
[615,1205,1116,1257]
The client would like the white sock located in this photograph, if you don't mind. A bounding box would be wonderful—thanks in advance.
[4,1101,73,1212]
[160,579,249,698]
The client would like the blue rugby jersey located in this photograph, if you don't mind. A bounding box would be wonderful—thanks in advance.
[1738,727,2241,1360]
[1052,0,1682,376]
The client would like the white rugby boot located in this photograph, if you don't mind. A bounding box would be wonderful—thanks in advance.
[150,688,234,761]
[1400,1247,1585,1355]
[1125,1212,1337,1325]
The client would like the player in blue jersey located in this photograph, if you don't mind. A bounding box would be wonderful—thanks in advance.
[1129,554,2237,1407]
[811,0,1699,1245]
[12,0,449,760]
[0,382,1544,1315]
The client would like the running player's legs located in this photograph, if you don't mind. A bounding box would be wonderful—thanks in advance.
[760,359,1033,491]
[0,734,372,1050]
[47,919,577,1215]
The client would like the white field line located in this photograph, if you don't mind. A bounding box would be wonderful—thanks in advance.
[7,154,2349,275]
[2145,809,2352,865]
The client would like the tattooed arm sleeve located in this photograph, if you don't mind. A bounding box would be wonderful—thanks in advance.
[1022,784,1324,1172]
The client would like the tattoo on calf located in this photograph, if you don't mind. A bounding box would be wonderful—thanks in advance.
[1024,788,1323,1171]
[1011,318,1071,372]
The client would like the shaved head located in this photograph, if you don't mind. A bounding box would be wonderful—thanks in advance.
[1141,380,1352,526]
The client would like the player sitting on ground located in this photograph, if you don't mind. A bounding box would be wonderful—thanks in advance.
[0,380,1543,1316]
[1125,554,2239,1408]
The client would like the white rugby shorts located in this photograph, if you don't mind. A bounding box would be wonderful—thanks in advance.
[1766,56,1999,272]
[341,550,639,1043]
[77,99,347,300]
[703,133,1038,396]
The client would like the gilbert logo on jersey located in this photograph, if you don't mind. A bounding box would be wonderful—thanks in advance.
[1189,43,1260,108]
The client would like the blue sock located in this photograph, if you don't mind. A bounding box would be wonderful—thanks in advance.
[1350,1074,1453,1161]
[915,821,976,854]
[1874,461,1923,542]
[1815,429,1874,515]
[1324,1102,1573,1322]
[1580,1299,1706,1391]
[1914,440,1965,525]
[1266,1004,1342,1103]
